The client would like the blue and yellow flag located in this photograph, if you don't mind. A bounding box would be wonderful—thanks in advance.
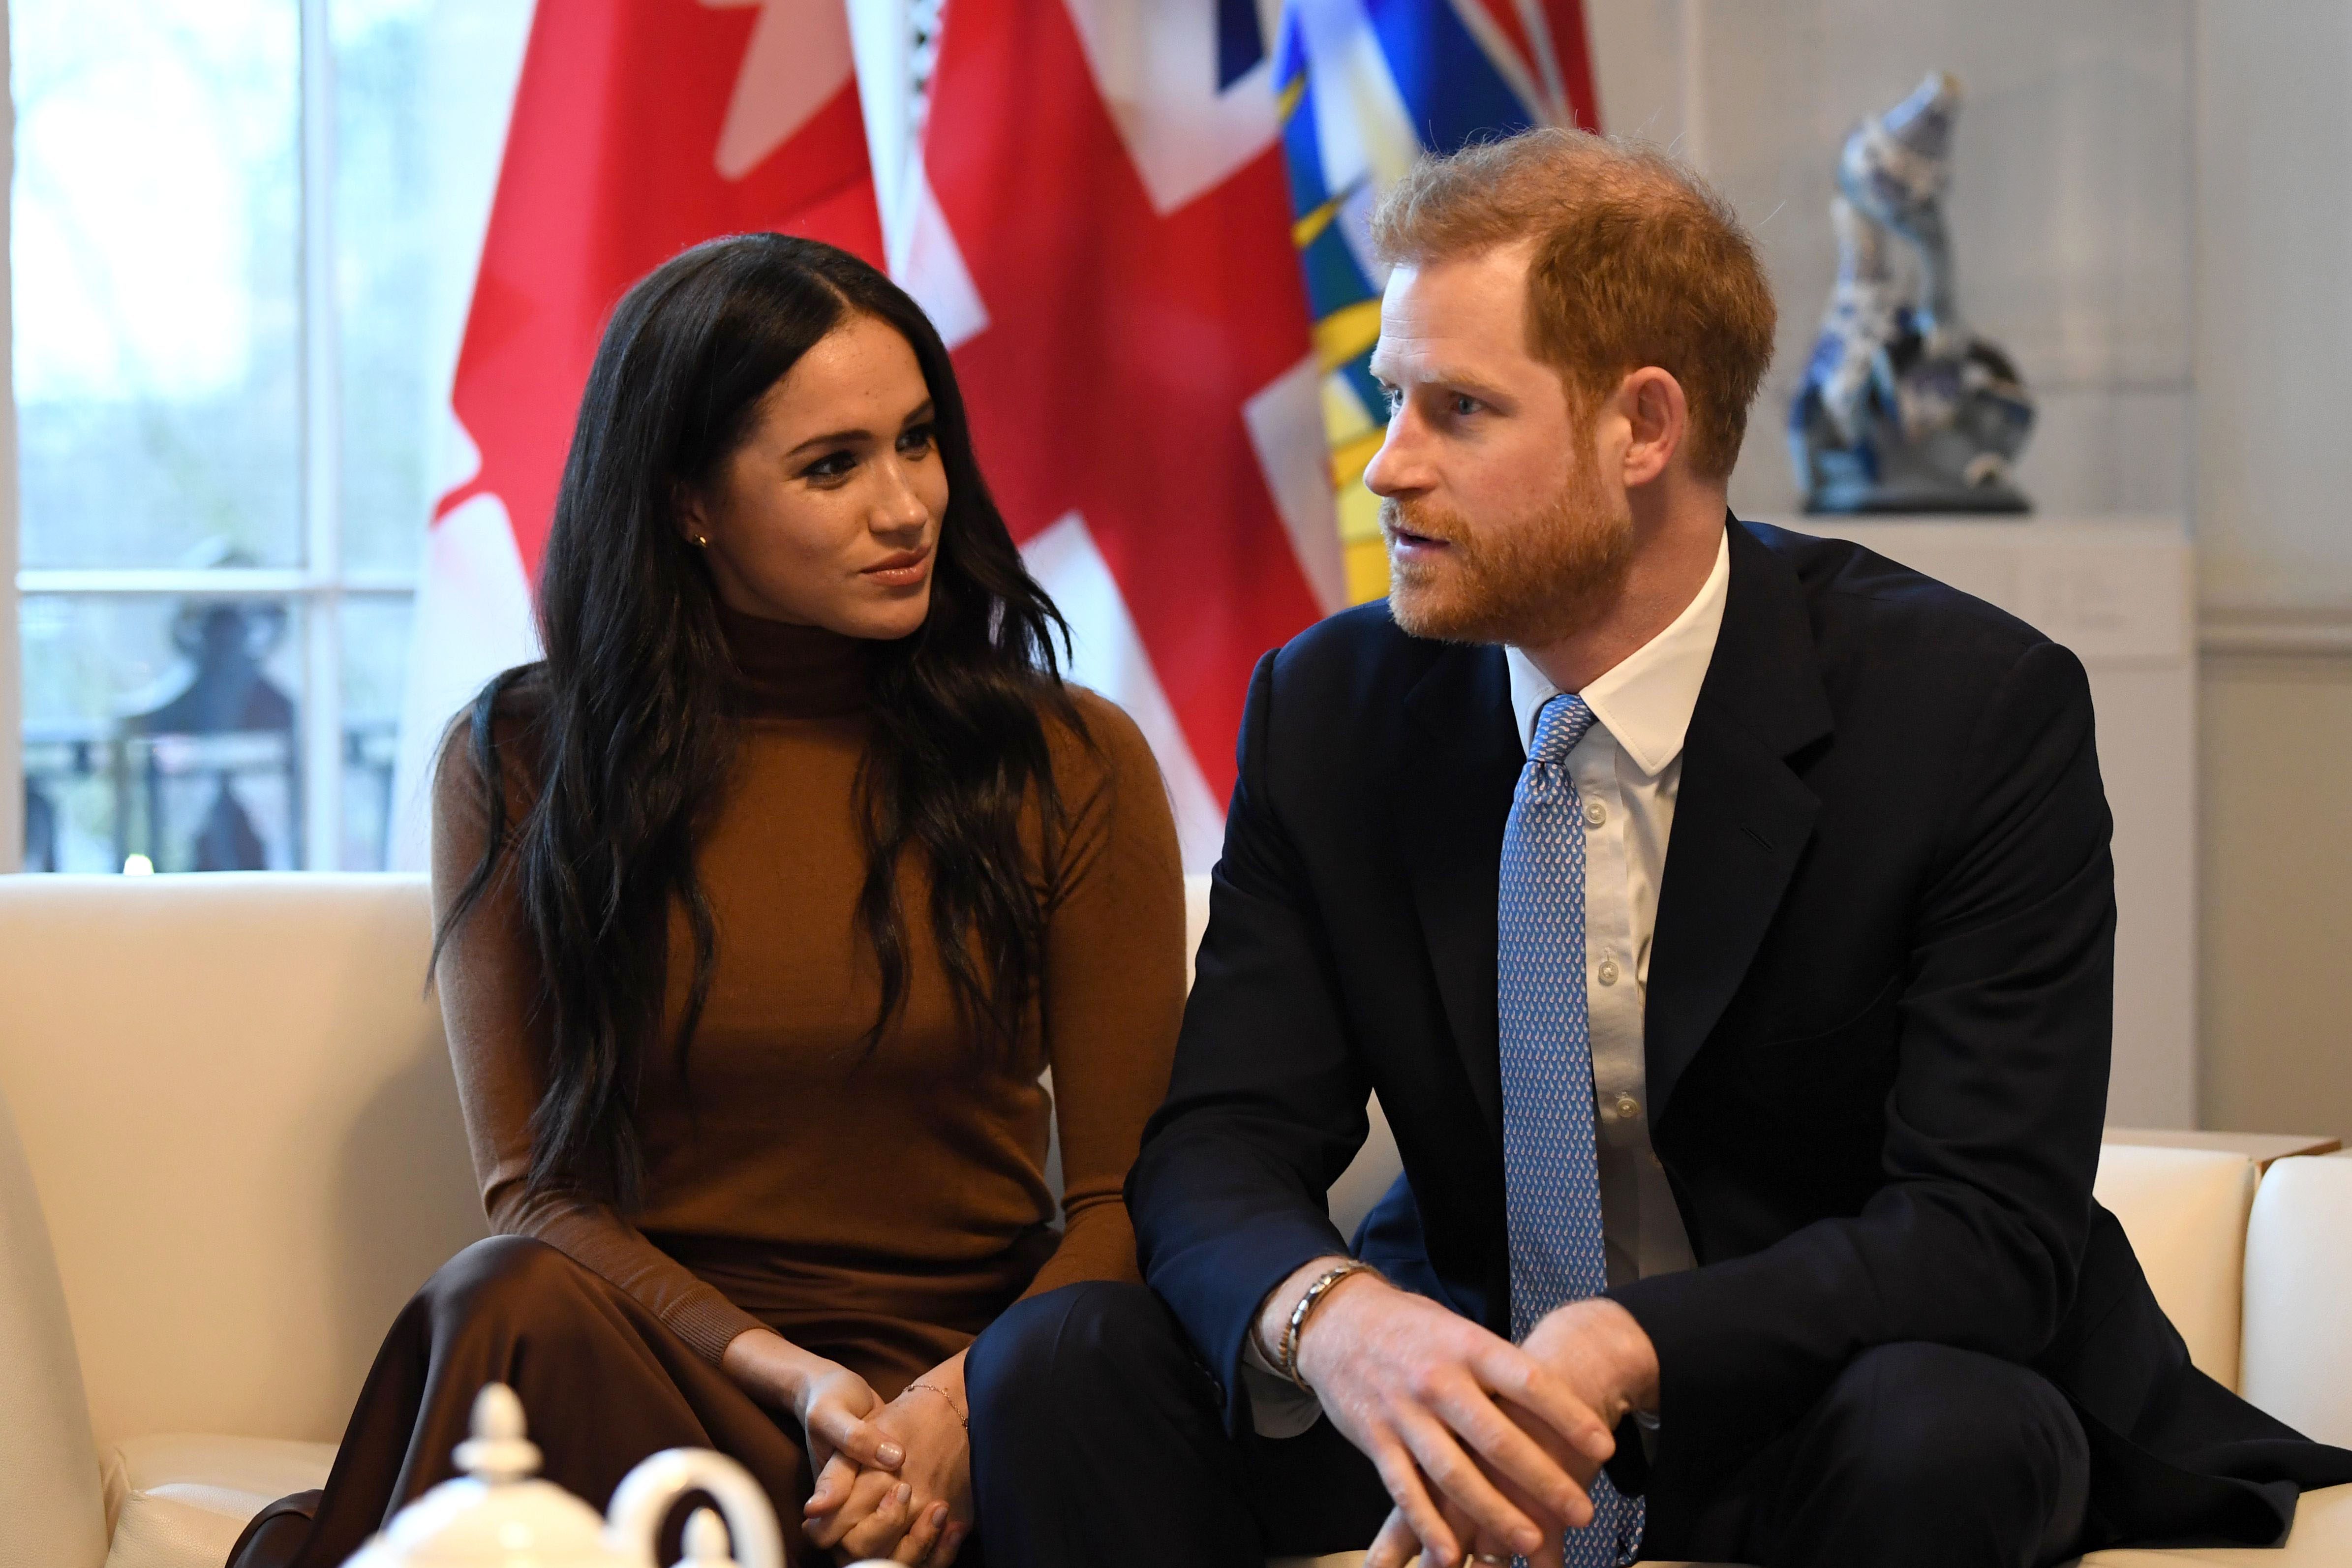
[1268,0,1600,601]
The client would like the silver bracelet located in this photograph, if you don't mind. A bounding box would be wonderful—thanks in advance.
[1277,1261,1379,1390]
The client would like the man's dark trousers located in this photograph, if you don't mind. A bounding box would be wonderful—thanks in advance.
[970,522,2352,1566]
[967,1282,2091,1568]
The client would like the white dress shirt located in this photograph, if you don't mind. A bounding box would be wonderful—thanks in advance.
[1504,527,1727,1291]
[1243,529,1730,1435]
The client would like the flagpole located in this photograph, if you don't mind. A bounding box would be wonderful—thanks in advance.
[846,0,916,266]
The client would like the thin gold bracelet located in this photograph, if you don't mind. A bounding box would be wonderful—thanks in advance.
[904,1382,968,1430]
[1277,1260,1379,1390]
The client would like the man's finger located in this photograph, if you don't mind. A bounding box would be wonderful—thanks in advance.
[1366,1434,1462,1568]
[1471,1341,1615,1466]
[1429,1377,1592,1529]
[1363,1504,1424,1568]
[1392,1404,1542,1558]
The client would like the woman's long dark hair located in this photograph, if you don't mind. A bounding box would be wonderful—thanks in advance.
[432,233,1077,1210]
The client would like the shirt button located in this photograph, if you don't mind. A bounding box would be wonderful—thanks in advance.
[1584,799,1607,828]
[1616,1095,1641,1121]
[1596,958,1620,986]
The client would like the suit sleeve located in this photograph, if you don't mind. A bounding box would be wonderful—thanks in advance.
[1128,651,1375,1433]
[1610,640,2115,1475]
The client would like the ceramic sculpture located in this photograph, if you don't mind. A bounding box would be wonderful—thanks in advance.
[1790,72,2035,514]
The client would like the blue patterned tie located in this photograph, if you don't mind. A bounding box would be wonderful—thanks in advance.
[1498,693,1643,1568]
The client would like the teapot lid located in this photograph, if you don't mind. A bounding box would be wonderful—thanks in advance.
[343,1385,626,1568]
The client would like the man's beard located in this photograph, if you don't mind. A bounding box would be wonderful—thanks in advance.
[1382,461,1635,648]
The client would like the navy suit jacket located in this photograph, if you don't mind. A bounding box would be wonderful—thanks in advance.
[1129,518,2352,1553]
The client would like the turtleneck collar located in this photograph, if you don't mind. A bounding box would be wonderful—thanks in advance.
[715,600,871,718]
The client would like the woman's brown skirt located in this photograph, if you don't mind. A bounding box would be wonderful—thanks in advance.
[225,1236,831,1568]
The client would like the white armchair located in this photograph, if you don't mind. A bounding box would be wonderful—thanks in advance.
[0,874,2344,1568]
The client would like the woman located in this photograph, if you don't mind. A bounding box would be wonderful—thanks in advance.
[226,234,1184,1568]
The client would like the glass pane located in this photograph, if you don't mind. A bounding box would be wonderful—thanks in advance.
[334,0,534,577]
[338,593,413,868]
[10,0,303,570]
[22,594,308,872]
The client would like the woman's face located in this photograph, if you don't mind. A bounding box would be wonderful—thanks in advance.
[684,311,948,639]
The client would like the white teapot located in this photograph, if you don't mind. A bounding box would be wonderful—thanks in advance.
[341,1384,789,1568]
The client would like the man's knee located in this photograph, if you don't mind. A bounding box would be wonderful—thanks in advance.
[970,1282,1209,1427]
[1818,1342,2085,1496]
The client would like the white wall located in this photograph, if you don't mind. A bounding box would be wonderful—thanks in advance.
[2190,1,2352,1139]
[1585,1,2352,1141]
[1588,0,2194,523]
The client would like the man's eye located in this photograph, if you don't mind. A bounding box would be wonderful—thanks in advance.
[1379,386,1404,415]
[1450,394,1480,418]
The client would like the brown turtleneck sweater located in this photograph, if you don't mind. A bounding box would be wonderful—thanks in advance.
[429,606,1185,1395]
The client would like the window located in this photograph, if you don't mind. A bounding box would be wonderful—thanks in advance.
[11,0,528,871]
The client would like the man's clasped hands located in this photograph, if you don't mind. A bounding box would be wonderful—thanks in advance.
[1261,1257,1660,1568]
[719,1261,1655,1568]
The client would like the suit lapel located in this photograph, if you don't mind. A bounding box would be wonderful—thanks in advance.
[1399,643,1523,1140]
[1646,521,1835,1119]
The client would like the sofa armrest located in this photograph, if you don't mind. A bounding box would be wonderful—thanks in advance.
[2243,1152,2352,1446]
[0,1088,110,1568]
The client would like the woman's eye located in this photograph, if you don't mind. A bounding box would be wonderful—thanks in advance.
[898,423,937,457]
[803,450,856,482]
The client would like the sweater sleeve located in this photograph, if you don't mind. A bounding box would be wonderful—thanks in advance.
[428,713,765,1364]
[1018,690,1187,1299]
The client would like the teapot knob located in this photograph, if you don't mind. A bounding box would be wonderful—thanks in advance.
[452,1383,543,1485]
[674,1510,735,1568]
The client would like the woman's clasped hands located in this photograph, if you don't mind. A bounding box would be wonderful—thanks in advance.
[800,1353,973,1566]
[722,1329,972,1565]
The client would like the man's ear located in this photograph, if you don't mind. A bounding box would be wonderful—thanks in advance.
[1616,367,1688,489]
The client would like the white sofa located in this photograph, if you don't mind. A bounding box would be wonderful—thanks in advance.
[0,873,2344,1568]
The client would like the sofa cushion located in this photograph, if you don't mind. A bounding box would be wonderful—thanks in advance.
[2074,1480,2352,1564]
[2093,1144,2260,1389]
[2241,1152,2352,1446]
[0,874,486,1448]
[99,1435,334,1568]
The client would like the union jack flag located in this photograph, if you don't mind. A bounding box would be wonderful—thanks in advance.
[905,0,1599,867]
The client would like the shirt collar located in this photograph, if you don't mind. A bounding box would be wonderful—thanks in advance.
[1504,527,1731,778]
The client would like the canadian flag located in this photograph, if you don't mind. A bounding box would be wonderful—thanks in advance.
[904,0,1346,869]
[393,0,1356,873]
[390,0,886,866]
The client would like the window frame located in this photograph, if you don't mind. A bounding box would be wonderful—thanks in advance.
[4,0,416,874]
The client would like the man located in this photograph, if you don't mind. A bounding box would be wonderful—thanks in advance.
[965,129,2352,1568]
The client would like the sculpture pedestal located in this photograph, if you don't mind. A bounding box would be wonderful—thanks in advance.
[1768,515,2197,1128]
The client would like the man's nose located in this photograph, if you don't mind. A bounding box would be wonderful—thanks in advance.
[1362,411,1423,498]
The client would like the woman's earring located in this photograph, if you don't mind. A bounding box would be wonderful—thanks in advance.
[692,534,709,548]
